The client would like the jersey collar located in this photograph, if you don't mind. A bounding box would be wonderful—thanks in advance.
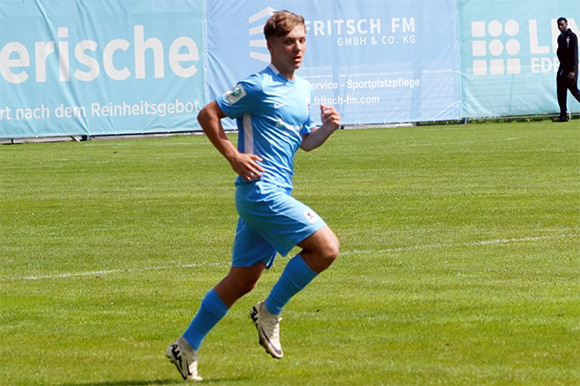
[268,64,294,82]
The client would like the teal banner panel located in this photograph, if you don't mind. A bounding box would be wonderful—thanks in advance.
[4,0,577,138]
[459,0,580,118]
[206,0,460,126]
[0,0,204,138]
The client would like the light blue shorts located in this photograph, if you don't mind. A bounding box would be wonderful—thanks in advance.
[232,181,326,268]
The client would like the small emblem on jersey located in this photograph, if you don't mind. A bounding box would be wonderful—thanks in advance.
[304,209,319,224]
[225,84,246,105]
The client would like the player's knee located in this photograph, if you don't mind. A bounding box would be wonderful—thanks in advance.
[300,226,339,270]
[319,236,340,266]
[235,276,259,295]
[223,270,260,297]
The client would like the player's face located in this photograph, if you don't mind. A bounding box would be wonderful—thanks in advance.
[558,20,568,34]
[268,25,307,80]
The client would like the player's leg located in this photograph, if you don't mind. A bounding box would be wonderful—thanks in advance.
[556,73,569,120]
[568,76,580,105]
[167,267,267,381]
[252,226,339,358]
[214,263,267,307]
[238,185,339,358]
[265,225,339,315]
[182,263,266,349]
[168,218,273,380]
[296,225,340,273]
[167,280,236,381]
[180,216,273,345]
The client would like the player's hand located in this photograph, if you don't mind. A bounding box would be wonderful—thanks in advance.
[229,152,264,181]
[320,105,341,131]
[568,72,576,79]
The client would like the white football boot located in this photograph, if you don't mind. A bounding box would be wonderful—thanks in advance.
[249,301,284,359]
[166,336,202,381]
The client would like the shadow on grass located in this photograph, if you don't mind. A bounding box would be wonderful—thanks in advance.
[58,381,182,386]
[58,377,251,386]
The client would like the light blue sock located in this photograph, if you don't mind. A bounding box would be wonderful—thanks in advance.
[182,289,229,350]
[265,254,318,315]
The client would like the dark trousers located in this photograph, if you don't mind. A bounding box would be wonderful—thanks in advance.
[557,70,580,116]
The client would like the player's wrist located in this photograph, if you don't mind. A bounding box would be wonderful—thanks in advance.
[329,123,342,132]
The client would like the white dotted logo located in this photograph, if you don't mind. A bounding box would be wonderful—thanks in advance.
[471,20,521,75]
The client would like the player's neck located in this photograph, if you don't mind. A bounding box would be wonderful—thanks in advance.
[270,63,295,81]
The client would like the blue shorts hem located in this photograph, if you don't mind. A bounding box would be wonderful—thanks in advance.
[231,182,326,268]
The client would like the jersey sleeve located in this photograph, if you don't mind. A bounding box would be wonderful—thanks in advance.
[572,32,579,75]
[216,75,262,119]
[300,85,316,136]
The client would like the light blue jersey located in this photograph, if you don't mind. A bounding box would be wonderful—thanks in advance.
[214,64,325,267]
[216,64,316,189]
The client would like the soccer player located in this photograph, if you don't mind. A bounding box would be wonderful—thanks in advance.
[166,10,341,381]
[554,17,580,122]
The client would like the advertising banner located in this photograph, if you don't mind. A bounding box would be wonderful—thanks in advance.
[206,0,460,126]
[4,1,576,139]
[0,0,204,138]
[459,0,580,117]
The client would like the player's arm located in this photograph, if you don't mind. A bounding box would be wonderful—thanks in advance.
[300,105,341,152]
[197,100,264,181]
[571,33,578,78]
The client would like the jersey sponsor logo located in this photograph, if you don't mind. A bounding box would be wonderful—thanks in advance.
[304,209,319,224]
[224,84,246,105]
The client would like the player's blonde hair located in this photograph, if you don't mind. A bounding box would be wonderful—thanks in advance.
[264,11,306,41]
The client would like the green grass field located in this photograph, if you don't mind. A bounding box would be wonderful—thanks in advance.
[1,121,579,386]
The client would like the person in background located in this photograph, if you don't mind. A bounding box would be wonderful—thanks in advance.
[554,17,580,122]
